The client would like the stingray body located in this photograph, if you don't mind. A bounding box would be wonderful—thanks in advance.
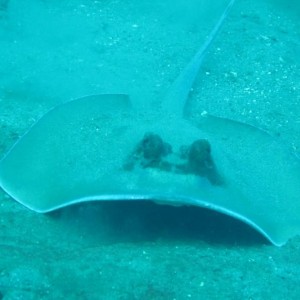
[1,0,300,246]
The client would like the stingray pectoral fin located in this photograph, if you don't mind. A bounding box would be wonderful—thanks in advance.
[190,114,300,246]
[2,93,300,246]
[75,93,133,111]
[0,94,135,212]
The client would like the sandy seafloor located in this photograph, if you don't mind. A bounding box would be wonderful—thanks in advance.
[0,0,300,299]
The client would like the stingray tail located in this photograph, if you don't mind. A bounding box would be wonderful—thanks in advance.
[162,0,236,116]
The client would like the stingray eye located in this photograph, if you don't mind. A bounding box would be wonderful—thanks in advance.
[187,139,213,172]
[141,133,164,160]
[141,133,155,149]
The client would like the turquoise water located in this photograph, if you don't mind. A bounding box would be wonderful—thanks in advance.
[0,0,300,298]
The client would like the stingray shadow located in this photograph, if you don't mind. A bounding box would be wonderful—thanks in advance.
[49,201,268,246]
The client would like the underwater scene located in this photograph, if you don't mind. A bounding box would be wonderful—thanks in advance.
[0,0,300,298]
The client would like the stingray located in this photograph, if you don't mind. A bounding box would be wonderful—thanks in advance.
[1,0,300,246]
